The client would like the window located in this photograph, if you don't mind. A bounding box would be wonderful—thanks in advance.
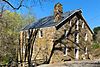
[75,32,79,43]
[69,20,72,26]
[82,22,84,29]
[75,47,79,60]
[76,20,79,30]
[39,29,43,38]
[64,30,68,38]
[64,46,68,56]
[76,33,79,43]
[85,33,87,41]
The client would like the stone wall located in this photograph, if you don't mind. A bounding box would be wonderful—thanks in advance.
[31,27,56,64]
[18,14,93,65]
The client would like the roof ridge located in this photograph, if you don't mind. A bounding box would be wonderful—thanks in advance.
[22,9,82,30]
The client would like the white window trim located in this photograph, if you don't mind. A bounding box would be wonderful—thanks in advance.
[76,49,79,59]
[82,22,84,29]
[76,20,79,30]
[39,29,43,38]
[76,33,79,43]
[85,33,87,41]
[65,30,68,38]
[75,47,79,60]
[64,46,68,56]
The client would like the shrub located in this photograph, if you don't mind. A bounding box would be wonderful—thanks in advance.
[92,42,100,49]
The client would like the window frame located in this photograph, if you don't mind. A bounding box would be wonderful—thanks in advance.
[82,22,85,29]
[85,33,87,41]
[39,29,43,38]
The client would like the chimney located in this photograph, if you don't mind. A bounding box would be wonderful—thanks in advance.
[54,3,63,22]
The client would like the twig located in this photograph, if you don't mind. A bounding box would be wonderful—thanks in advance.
[2,0,24,10]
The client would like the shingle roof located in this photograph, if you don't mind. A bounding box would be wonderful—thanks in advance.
[22,9,81,30]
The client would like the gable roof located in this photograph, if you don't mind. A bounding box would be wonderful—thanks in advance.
[22,9,81,30]
[22,9,93,34]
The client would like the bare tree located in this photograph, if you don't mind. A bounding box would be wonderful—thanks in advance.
[1,0,53,10]
[0,0,53,17]
[2,0,24,10]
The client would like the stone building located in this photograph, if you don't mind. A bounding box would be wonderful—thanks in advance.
[18,3,93,66]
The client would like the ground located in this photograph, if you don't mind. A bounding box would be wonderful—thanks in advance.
[37,60,100,67]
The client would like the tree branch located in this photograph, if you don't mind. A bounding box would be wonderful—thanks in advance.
[2,0,24,10]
